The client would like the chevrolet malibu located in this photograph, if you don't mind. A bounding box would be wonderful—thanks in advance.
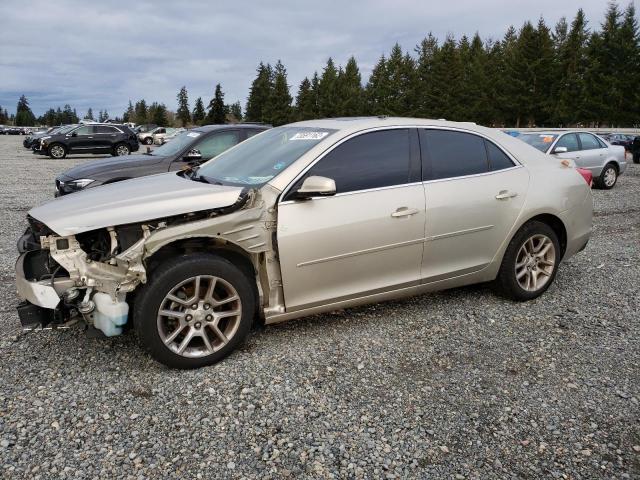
[15,118,593,368]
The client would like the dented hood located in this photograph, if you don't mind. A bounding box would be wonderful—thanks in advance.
[30,172,244,236]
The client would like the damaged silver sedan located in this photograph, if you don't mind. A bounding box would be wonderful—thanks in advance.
[15,118,593,368]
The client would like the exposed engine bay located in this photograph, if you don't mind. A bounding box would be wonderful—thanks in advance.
[16,186,284,336]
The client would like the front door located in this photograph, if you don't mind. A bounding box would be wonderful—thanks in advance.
[277,129,425,311]
[66,125,96,153]
[419,129,529,281]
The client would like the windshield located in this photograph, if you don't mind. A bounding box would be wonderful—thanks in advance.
[151,130,202,156]
[518,133,557,152]
[196,126,337,186]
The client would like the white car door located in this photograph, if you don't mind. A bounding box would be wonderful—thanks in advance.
[277,129,426,311]
[419,129,529,281]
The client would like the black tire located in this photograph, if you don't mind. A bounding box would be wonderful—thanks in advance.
[633,153,639,164]
[594,163,618,189]
[143,137,153,145]
[48,143,67,159]
[113,143,130,156]
[134,254,256,369]
[495,221,561,301]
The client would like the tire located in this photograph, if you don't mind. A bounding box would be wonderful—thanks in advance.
[495,221,561,301]
[113,143,130,156]
[143,137,153,145]
[134,254,256,369]
[595,163,618,189]
[633,153,639,164]
[48,143,67,159]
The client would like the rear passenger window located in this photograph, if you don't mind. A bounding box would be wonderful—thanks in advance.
[421,130,488,180]
[578,133,601,150]
[301,129,412,194]
[484,140,514,170]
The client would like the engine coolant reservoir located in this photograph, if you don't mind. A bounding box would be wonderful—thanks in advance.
[92,292,129,337]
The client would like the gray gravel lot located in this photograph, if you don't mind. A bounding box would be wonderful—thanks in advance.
[0,134,638,479]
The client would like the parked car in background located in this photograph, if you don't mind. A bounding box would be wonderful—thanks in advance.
[517,131,627,189]
[135,124,157,135]
[631,136,640,164]
[154,127,185,145]
[17,117,592,368]
[138,126,179,145]
[23,127,56,149]
[38,123,139,159]
[602,133,634,151]
[55,124,269,195]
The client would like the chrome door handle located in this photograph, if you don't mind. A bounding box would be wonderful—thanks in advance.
[391,207,420,218]
[495,190,518,200]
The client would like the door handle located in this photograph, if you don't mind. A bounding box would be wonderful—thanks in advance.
[495,190,518,200]
[391,207,420,218]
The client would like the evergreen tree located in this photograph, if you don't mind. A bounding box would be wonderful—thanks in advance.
[207,84,227,124]
[15,95,36,126]
[84,108,94,120]
[134,100,148,125]
[245,62,273,122]
[0,106,6,124]
[428,35,463,120]
[295,76,318,120]
[459,33,491,123]
[192,97,206,125]
[229,101,242,121]
[617,3,639,125]
[123,100,134,123]
[264,60,292,126]
[365,55,390,115]
[148,102,168,126]
[415,33,439,117]
[337,56,364,116]
[102,109,109,122]
[317,58,339,117]
[176,86,191,126]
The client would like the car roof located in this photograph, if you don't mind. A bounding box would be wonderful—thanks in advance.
[193,124,271,133]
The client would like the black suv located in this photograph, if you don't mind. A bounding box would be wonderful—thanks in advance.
[55,124,270,195]
[39,123,139,159]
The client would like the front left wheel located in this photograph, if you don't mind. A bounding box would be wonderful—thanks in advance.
[134,254,255,369]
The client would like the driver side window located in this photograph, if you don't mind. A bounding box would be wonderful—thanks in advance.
[555,134,579,152]
[194,131,239,159]
[74,126,93,136]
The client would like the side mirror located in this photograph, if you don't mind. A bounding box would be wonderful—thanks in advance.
[552,146,568,154]
[294,176,336,200]
[183,149,202,161]
[71,132,78,137]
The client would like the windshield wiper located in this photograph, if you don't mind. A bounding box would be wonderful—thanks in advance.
[189,168,224,185]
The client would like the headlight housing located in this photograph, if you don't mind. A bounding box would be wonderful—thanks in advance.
[68,178,95,189]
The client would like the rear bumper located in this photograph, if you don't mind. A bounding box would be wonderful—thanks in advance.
[559,190,593,260]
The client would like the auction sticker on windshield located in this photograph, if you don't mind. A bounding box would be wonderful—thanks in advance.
[187,132,201,138]
[290,131,329,140]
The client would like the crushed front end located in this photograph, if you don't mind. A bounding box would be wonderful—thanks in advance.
[15,216,148,335]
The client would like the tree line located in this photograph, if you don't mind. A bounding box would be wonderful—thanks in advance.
[5,3,638,128]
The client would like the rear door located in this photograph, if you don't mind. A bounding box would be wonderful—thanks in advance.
[277,128,425,311]
[576,132,608,175]
[420,129,529,281]
[94,125,119,150]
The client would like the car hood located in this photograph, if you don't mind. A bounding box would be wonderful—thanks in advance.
[30,172,244,236]
[58,154,168,182]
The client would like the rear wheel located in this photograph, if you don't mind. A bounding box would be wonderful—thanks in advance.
[495,221,560,301]
[48,143,67,159]
[134,254,255,369]
[143,137,153,145]
[113,143,130,156]
[595,163,618,189]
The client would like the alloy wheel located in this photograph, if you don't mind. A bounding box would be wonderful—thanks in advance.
[157,275,242,358]
[116,145,130,156]
[515,234,556,292]
[50,145,65,158]
[603,167,617,187]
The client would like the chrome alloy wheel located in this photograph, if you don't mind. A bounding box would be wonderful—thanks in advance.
[116,144,130,156]
[50,145,65,158]
[603,166,617,187]
[515,234,556,292]
[157,275,242,358]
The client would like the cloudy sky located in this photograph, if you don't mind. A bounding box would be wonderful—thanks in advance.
[0,0,619,118]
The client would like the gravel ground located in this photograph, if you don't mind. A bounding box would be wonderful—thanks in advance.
[0,134,638,479]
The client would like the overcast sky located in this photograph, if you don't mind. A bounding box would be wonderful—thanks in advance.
[0,0,622,118]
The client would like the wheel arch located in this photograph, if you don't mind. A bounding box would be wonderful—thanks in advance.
[511,213,568,259]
